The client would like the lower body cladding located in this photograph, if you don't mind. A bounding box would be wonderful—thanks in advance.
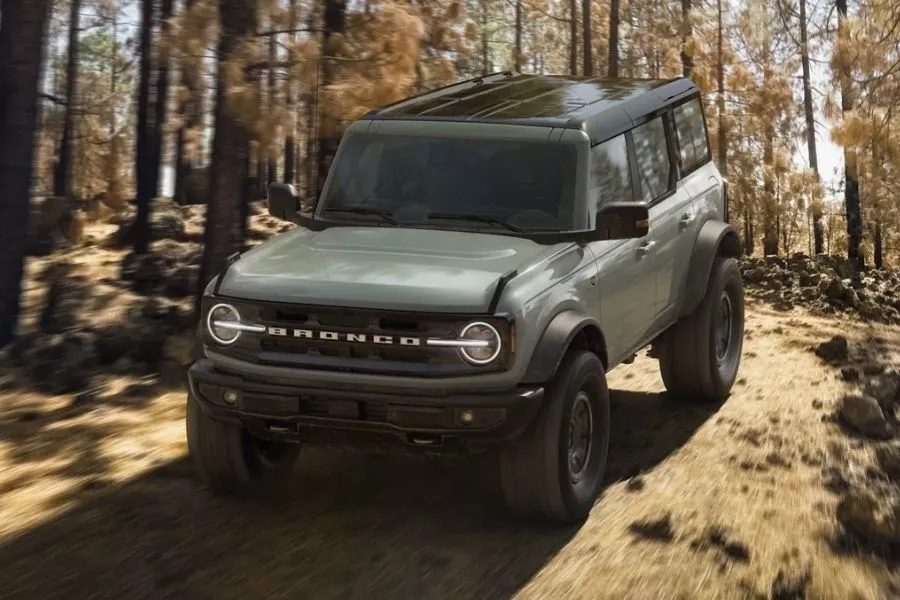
[187,358,544,451]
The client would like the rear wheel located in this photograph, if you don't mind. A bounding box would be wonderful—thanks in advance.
[186,394,300,495]
[658,257,744,403]
[500,350,610,523]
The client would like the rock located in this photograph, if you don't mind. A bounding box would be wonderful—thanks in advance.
[812,399,824,409]
[839,394,891,438]
[625,476,645,492]
[121,251,169,295]
[814,336,849,363]
[629,512,674,542]
[164,265,199,298]
[24,331,98,394]
[836,490,900,543]
[863,372,900,407]
[877,445,900,481]
[38,263,88,334]
[771,565,812,600]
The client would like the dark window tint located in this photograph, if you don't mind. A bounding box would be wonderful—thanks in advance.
[590,135,632,210]
[631,117,672,202]
[323,135,577,231]
[673,99,710,171]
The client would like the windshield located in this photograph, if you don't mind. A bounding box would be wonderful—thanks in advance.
[320,134,578,232]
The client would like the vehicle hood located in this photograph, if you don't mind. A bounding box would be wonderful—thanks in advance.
[216,226,564,313]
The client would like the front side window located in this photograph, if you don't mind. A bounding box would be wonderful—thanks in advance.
[673,98,710,172]
[590,134,633,213]
[631,116,673,202]
[322,134,578,232]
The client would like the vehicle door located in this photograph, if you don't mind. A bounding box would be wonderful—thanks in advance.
[654,97,720,319]
[647,102,705,321]
[586,132,657,364]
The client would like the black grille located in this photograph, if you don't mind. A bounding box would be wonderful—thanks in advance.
[204,297,512,377]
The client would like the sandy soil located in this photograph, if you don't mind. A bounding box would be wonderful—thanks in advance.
[0,219,898,599]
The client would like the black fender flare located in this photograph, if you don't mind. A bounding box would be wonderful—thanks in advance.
[678,219,742,318]
[521,311,608,384]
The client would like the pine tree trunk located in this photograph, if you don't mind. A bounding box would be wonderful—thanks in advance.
[569,0,578,75]
[716,0,726,177]
[134,0,155,254]
[175,0,199,204]
[283,0,298,184]
[0,0,52,346]
[680,0,693,78]
[836,0,863,270]
[608,0,619,77]
[514,0,522,71]
[53,0,82,199]
[316,0,347,198]
[150,0,174,201]
[266,24,277,187]
[480,0,489,75]
[874,220,883,269]
[763,131,778,256]
[197,0,257,307]
[799,0,823,254]
[583,0,592,76]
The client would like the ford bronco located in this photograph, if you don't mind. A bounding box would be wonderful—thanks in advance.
[187,72,744,523]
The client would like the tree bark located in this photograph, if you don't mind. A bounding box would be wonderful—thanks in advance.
[799,0,823,254]
[607,0,619,77]
[266,16,277,187]
[583,0,592,76]
[197,0,257,307]
[134,0,155,254]
[316,0,347,198]
[175,0,200,204]
[514,0,522,72]
[283,0,298,184]
[150,0,175,200]
[53,0,82,199]
[836,0,863,270]
[569,0,578,75]
[716,0,726,178]
[0,0,52,346]
[681,0,693,78]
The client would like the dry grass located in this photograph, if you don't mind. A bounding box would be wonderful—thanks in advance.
[0,225,898,599]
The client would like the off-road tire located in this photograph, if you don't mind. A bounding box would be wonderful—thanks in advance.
[186,394,300,495]
[499,350,610,523]
[658,257,744,403]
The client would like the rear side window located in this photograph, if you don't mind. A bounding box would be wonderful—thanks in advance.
[590,134,632,210]
[631,116,673,202]
[673,99,710,172]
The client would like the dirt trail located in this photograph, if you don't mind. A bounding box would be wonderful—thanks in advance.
[1,296,897,600]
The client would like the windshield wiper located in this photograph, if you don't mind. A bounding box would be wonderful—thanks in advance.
[425,212,524,233]
[325,206,398,224]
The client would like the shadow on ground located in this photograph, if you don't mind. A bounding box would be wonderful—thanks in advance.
[0,387,719,600]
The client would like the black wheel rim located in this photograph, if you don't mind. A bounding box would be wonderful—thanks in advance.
[715,290,733,364]
[568,390,593,482]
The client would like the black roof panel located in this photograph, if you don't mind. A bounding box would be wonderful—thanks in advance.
[362,73,700,144]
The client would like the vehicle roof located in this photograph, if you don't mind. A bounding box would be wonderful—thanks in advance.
[360,72,700,145]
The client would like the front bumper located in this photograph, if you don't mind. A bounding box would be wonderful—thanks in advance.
[187,359,544,449]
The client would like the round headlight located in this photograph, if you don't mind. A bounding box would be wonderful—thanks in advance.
[207,303,241,345]
[459,321,502,365]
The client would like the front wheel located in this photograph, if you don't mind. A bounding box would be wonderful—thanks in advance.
[186,394,300,495]
[499,350,610,523]
[657,257,744,403]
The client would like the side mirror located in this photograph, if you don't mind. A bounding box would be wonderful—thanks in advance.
[592,202,650,241]
[267,182,299,220]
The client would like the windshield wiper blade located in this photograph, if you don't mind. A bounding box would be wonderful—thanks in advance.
[425,212,523,233]
[325,206,398,224]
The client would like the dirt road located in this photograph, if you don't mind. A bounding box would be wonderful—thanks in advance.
[1,296,896,600]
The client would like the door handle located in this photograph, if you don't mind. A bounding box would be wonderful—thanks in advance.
[679,212,695,228]
[637,240,656,257]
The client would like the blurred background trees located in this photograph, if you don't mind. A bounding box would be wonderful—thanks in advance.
[1,0,900,346]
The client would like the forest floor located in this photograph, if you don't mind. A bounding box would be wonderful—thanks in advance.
[1,208,899,600]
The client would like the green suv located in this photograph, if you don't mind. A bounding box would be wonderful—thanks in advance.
[187,72,744,523]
